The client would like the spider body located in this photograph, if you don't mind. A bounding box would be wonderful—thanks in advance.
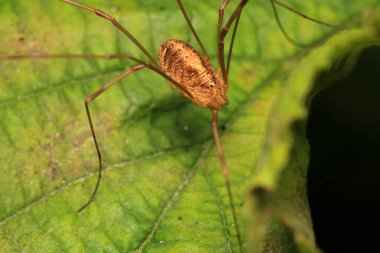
[158,39,228,111]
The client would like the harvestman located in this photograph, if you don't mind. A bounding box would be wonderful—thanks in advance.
[0,0,342,252]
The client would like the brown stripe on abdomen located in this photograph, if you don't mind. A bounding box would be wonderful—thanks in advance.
[158,39,214,90]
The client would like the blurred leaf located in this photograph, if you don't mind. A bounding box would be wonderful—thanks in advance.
[0,0,378,252]
[248,6,380,253]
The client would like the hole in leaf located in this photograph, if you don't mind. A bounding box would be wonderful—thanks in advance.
[307,46,380,253]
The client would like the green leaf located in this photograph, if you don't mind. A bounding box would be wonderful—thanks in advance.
[0,1,378,252]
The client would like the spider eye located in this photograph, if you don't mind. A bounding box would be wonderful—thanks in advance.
[209,82,216,88]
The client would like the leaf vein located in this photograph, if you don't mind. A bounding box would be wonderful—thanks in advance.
[0,144,204,227]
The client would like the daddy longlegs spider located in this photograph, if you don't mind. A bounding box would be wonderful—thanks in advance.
[0,0,342,252]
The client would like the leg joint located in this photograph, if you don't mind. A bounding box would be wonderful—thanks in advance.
[94,9,113,21]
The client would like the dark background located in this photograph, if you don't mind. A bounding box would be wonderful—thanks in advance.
[307,46,380,253]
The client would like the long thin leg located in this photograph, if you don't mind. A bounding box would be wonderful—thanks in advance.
[1,50,196,213]
[59,0,159,66]
[270,0,343,48]
[273,0,343,30]
[0,53,143,61]
[226,13,240,75]
[218,0,249,85]
[211,110,243,253]
[0,52,193,101]
[77,64,146,213]
[177,0,209,58]
[269,0,305,47]
[218,0,343,75]
[217,0,231,85]
[219,0,248,42]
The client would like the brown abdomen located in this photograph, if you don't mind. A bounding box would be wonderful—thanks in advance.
[158,39,216,107]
